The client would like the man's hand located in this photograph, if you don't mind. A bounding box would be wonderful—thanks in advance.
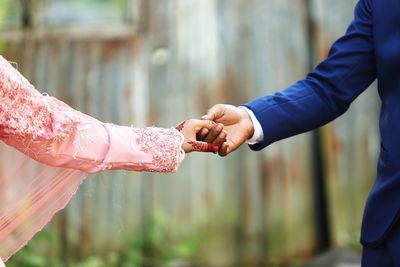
[176,119,227,153]
[200,104,254,156]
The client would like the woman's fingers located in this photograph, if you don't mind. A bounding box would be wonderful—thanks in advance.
[193,119,217,131]
[178,119,228,153]
[188,141,219,153]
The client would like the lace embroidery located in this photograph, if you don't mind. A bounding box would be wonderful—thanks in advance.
[18,136,50,160]
[71,124,108,160]
[132,127,184,173]
[0,56,76,141]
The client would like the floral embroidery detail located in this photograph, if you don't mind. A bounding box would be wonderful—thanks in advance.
[71,124,107,159]
[0,56,76,141]
[132,127,184,173]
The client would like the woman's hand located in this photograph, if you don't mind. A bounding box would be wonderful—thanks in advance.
[199,104,254,156]
[176,119,226,153]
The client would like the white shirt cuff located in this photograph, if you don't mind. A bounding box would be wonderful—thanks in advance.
[239,106,264,145]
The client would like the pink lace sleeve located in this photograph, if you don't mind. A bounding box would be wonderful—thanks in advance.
[0,55,184,174]
[0,55,185,262]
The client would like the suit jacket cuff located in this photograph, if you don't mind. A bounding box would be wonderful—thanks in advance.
[238,106,264,145]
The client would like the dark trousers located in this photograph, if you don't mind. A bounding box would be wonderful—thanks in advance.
[362,222,400,267]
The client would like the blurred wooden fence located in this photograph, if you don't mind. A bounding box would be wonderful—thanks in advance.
[0,0,380,266]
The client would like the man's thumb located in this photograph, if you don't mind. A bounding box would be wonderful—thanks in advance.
[202,105,224,121]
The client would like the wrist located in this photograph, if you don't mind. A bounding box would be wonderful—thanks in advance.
[182,142,191,153]
[238,107,255,140]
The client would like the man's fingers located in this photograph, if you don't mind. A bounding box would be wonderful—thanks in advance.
[188,141,219,153]
[203,123,224,143]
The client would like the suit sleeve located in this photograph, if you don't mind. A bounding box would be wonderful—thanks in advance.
[243,0,376,150]
[0,56,184,173]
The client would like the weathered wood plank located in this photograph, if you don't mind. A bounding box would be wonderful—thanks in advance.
[312,0,379,250]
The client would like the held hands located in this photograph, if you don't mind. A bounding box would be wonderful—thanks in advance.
[200,104,254,156]
[176,119,227,153]
[178,104,255,156]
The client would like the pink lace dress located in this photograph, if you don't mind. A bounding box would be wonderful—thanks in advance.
[0,56,185,263]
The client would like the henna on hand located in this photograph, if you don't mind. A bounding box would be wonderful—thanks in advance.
[175,121,186,132]
[176,119,222,153]
[188,141,219,153]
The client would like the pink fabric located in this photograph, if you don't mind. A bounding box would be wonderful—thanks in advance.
[0,56,184,261]
[0,143,86,262]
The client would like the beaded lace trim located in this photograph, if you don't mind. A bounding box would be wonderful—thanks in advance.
[132,127,185,173]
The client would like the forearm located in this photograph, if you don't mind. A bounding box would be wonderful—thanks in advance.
[243,81,337,150]
[0,56,184,173]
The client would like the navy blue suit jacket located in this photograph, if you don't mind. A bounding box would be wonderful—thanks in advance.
[243,0,400,248]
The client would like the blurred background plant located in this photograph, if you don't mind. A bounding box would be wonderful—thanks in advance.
[7,211,200,267]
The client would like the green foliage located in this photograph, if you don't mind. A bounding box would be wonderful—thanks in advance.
[6,211,200,267]
[0,0,9,24]
[0,41,8,54]
[6,230,61,267]
[123,211,199,266]
[0,0,21,29]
